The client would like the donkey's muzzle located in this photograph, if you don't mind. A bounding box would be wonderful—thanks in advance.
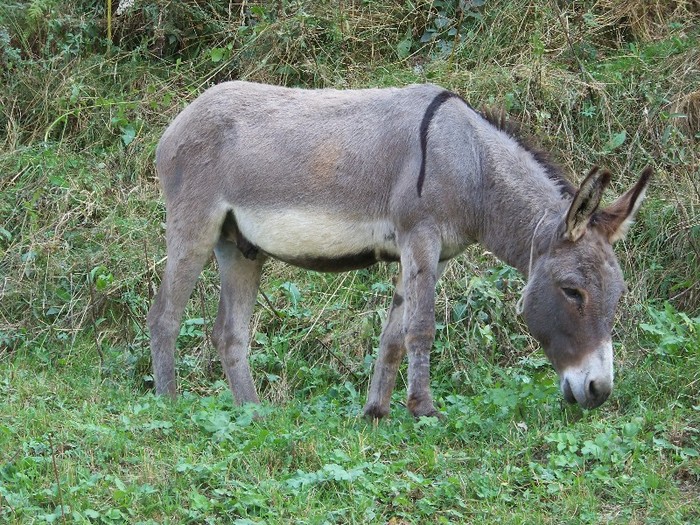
[559,340,614,409]
[561,375,611,409]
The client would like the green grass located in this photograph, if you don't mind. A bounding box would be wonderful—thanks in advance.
[1,0,699,522]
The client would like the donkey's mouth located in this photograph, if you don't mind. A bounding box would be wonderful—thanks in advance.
[560,371,612,409]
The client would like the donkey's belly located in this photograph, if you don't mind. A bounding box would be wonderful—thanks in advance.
[233,208,399,272]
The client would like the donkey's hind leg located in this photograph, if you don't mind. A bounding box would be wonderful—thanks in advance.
[148,210,223,397]
[211,238,264,405]
[363,269,407,419]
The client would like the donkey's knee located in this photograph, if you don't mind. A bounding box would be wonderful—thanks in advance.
[379,331,406,365]
[404,322,436,352]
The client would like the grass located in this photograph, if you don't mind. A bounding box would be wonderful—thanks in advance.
[0,334,700,523]
[1,0,699,522]
[2,335,699,523]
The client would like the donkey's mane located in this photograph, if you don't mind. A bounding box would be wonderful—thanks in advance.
[478,107,576,197]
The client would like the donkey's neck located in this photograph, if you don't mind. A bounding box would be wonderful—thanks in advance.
[476,142,570,276]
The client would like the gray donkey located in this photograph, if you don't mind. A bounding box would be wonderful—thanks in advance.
[148,81,652,418]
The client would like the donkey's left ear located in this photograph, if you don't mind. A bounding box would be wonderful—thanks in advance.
[592,166,653,243]
[565,167,611,242]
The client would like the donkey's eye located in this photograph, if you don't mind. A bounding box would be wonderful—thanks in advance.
[562,287,585,304]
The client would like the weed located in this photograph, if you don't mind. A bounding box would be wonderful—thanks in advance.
[640,301,700,356]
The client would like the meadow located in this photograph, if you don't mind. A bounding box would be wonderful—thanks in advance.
[1,1,699,523]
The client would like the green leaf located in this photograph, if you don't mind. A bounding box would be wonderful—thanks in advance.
[640,322,664,335]
[397,35,412,59]
[95,273,113,291]
[604,130,626,152]
[48,175,67,187]
[280,281,301,306]
[121,125,136,146]
[0,226,12,242]
[193,409,231,434]
[210,47,225,63]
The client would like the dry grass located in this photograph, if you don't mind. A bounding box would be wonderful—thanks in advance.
[673,89,700,138]
[595,0,700,40]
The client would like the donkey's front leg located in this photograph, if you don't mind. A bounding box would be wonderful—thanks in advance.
[400,228,442,418]
[364,270,407,419]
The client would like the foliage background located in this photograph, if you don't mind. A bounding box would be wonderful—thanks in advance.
[0,0,698,523]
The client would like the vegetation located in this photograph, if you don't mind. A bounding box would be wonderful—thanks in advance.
[1,0,698,522]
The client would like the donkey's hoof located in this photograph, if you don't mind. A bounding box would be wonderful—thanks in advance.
[415,410,445,421]
[154,386,178,400]
[363,402,390,420]
[406,397,443,420]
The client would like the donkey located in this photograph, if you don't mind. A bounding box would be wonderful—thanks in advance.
[147,81,652,418]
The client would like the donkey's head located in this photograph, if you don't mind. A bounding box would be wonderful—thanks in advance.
[521,167,653,409]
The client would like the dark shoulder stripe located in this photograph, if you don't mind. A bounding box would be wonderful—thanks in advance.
[417,90,463,197]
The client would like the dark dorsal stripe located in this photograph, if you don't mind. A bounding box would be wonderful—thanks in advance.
[417,90,461,197]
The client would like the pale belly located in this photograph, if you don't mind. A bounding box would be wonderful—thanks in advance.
[232,208,400,272]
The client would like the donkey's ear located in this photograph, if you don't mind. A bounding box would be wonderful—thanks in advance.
[565,167,611,242]
[593,166,653,243]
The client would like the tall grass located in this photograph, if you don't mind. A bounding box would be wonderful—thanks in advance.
[1,0,697,358]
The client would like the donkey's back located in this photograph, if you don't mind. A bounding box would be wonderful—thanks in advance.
[156,81,449,208]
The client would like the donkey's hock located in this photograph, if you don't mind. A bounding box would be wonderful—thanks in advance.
[147,81,652,417]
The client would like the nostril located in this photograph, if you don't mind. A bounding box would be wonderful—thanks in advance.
[588,379,598,398]
[561,378,576,404]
